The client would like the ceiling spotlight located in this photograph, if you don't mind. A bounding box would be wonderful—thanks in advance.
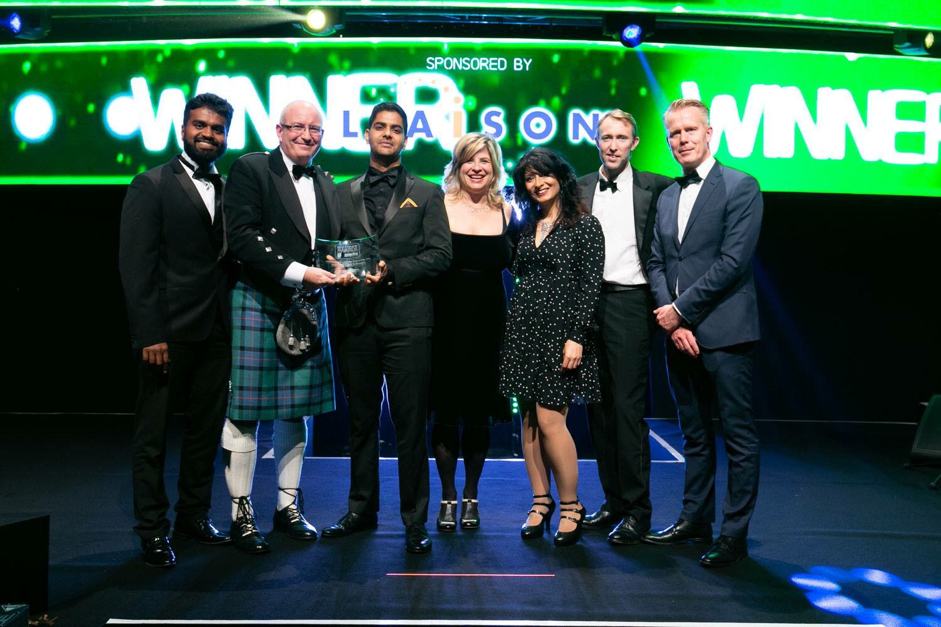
[894,29,937,56]
[1,10,49,40]
[298,8,343,36]
[7,12,21,35]
[620,24,644,47]
[603,14,656,49]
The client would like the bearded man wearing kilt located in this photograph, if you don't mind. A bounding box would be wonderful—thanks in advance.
[222,100,342,553]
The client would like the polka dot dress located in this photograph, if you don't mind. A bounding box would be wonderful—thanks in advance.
[500,213,605,406]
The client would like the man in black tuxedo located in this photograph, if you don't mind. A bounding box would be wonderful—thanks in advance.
[119,93,234,567]
[222,100,342,554]
[578,110,673,545]
[645,98,763,567]
[321,102,452,553]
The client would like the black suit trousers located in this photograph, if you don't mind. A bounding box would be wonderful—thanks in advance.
[338,322,431,526]
[588,288,655,525]
[666,340,759,539]
[131,317,230,538]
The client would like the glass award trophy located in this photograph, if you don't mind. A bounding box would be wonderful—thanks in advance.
[314,235,380,279]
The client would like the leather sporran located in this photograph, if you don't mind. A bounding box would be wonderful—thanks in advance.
[275,290,322,357]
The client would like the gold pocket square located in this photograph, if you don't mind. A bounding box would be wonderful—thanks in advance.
[399,198,418,209]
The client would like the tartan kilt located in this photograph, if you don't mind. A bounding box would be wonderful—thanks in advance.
[228,281,335,421]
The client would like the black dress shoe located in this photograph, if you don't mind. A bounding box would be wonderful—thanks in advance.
[583,508,623,530]
[272,488,318,541]
[607,515,650,546]
[642,518,713,545]
[173,515,232,545]
[460,499,480,530]
[436,501,457,532]
[141,536,176,568]
[405,523,432,554]
[700,535,748,567]
[273,506,318,541]
[321,511,379,538]
[230,496,270,554]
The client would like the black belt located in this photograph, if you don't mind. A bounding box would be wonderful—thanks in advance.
[601,282,649,293]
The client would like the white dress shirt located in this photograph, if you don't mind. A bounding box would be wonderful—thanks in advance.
[177,154,218,222]
[591,165,646,286]
[281,151,319,288]
[674,155,716,319]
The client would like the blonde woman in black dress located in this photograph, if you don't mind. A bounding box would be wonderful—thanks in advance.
[431,133,517,531]
[500,148,605,546]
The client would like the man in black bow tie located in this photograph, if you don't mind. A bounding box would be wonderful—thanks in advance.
[645,98,763,567]
[321,102,451,554]
[120,93,235,567]
[576,109,673,544]
[222,100,343,553]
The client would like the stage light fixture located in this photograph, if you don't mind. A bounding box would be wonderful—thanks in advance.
[603,14,656,48]
[620,24,644,47]
[894,29,937,56]
[7,12,21,35]
[1,10,49,40]
[298,8,343,37]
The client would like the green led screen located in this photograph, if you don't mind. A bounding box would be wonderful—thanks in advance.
[1,1,939,31]
[2,38,940,196]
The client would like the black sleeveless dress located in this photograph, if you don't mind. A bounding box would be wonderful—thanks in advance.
[430,210,518,426]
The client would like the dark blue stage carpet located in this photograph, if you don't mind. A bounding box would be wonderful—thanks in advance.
[2,417,940,626]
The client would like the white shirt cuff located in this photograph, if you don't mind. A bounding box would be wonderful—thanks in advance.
[672,303,687,321]
[281,262,308,288]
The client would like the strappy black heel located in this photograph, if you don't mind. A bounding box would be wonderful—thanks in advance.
[553,499,586,546]
[521,493,555,539]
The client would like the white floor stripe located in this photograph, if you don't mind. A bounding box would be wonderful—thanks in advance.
[650,427,685,463]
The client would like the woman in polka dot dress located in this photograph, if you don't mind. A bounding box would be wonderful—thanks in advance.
[500,148,605,546]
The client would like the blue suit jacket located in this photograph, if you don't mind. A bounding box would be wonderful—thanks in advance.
[647,161,763,350]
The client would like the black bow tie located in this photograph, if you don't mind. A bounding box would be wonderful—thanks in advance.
[367,168,399,187]
[676,171,703,188]
[193,168,222,187]
[292,164,317,180]
[598,178,618,193]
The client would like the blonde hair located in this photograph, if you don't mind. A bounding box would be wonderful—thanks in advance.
[596,109,638,139]
[663,98,710,126]
[442,132,506,209]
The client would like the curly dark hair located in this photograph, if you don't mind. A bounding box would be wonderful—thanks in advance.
[512,148,588,233]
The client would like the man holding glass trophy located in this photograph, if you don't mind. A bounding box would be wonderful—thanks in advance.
[320,102,452,554]
[222,100,342,553]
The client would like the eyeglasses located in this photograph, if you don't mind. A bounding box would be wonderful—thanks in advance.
[283,123,323,136]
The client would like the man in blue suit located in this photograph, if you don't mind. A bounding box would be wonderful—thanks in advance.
[644,98,763,567]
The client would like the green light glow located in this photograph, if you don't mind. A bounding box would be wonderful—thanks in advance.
[1,37,938,197]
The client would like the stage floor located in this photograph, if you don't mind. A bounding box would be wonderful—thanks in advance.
[1,416,940,627]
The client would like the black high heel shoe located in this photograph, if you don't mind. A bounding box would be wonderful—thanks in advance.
[436,500,458,531]
[460,499,480,530]
[553,499,586,546]
[521,494,555,539]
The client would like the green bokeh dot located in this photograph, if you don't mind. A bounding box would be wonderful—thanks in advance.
[639,86,648,97]
[21,61,31,75]
[117,153,125,164]
[217,50,226,59]
[87,103,95,114]
[196,60,207,73]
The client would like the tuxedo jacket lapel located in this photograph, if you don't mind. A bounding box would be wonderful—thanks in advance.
[380,171,411,236]
[680,163,722,245]
[171,159,214,237]
[314,166,341,240]
[268,148,311,246]
[350,174,372,235]
[632,177,652,252]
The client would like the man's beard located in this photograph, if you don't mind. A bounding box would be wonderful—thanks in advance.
[183,137,226,167]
